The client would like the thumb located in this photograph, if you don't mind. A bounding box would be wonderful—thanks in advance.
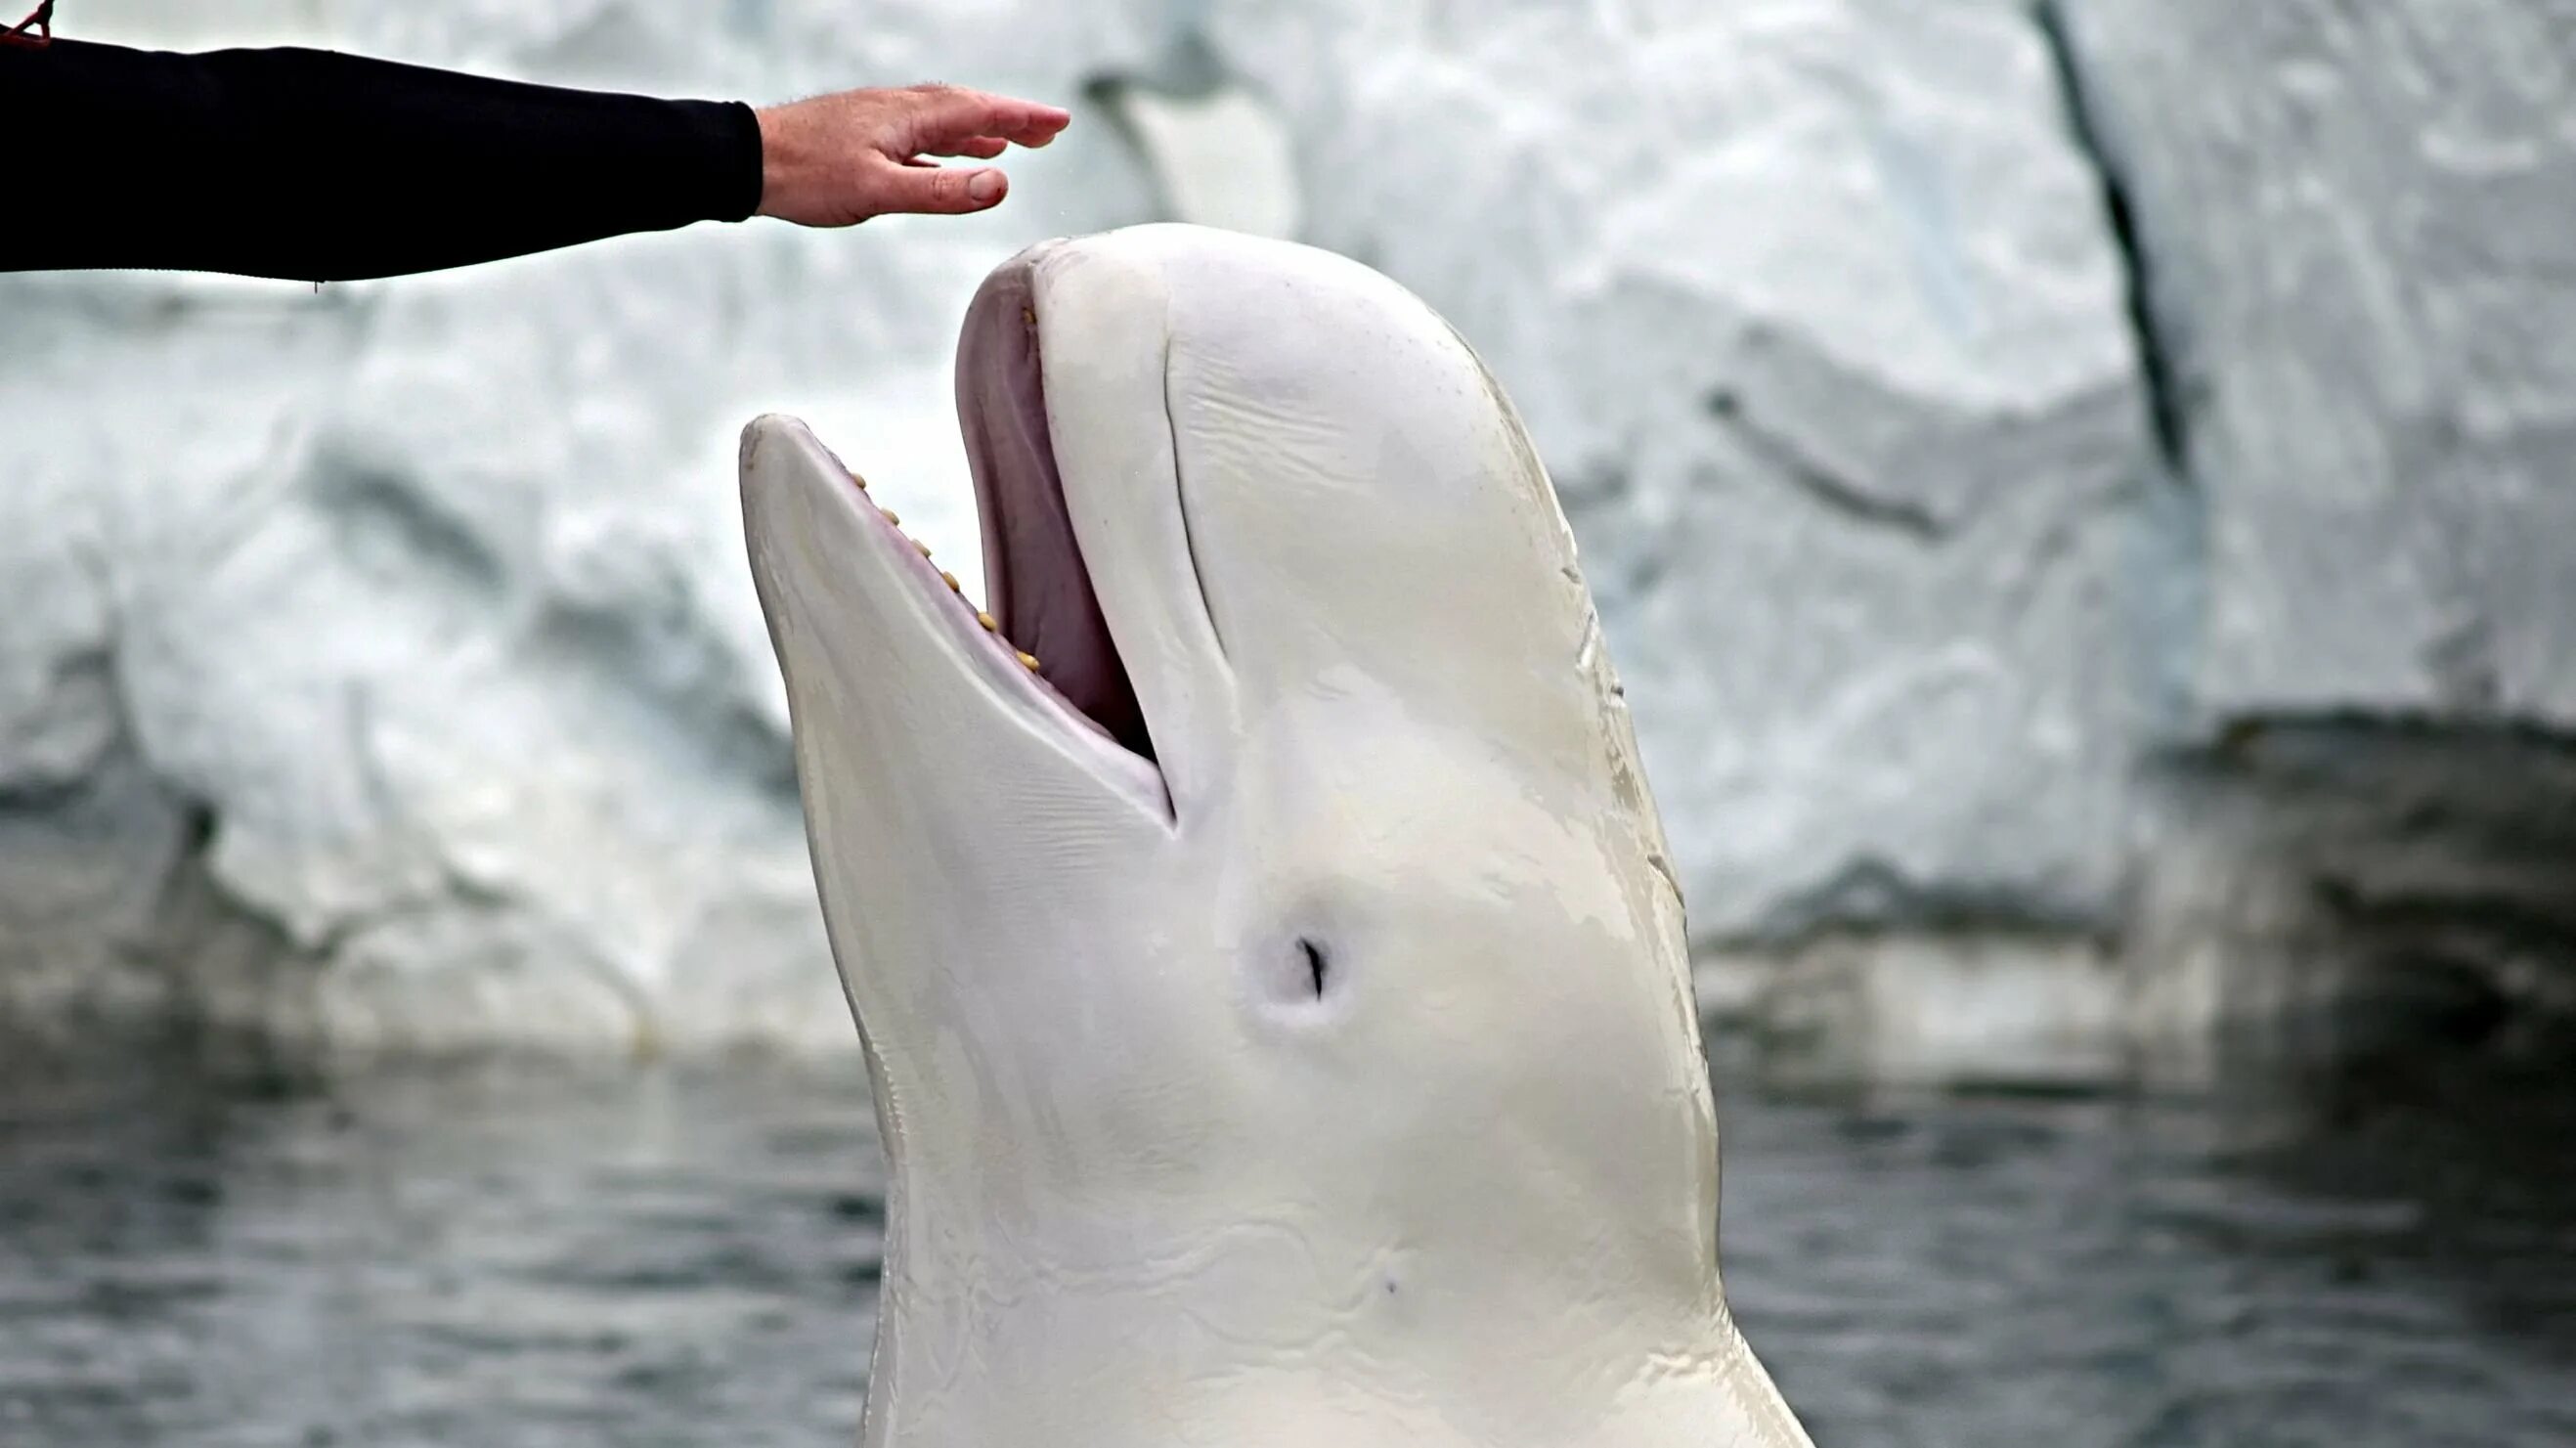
[878,161,1008,215]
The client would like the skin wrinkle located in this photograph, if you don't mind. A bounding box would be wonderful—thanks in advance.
[1163,306,1233,672]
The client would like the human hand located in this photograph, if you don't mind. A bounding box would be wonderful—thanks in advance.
[753,83,1071,226]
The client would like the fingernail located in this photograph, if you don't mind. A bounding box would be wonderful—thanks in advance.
[968,170,1004,203]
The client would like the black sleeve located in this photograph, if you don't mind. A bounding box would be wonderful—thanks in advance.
[0,38,767,283]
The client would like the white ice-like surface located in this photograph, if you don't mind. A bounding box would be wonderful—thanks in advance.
[2053,0,2576,725]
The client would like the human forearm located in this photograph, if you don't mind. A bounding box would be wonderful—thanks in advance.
[1,38,762,282]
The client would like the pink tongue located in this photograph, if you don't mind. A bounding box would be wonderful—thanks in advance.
[956,267,1153,759]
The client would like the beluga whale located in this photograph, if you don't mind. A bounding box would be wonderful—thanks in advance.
[738,222,1816,1448]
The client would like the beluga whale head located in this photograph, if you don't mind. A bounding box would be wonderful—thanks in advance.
[738,222,1814,1448]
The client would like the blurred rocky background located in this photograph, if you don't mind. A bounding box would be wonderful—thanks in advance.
[5,0,2573,1088]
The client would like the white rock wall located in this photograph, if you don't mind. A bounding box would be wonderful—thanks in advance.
[2049,0,2576,725]
[2039,0,2576,1078]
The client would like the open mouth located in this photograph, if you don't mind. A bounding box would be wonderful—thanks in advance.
[952,261,1156,764]
[794,253,1157,772]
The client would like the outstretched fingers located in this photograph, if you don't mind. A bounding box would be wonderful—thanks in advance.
[901,83,1070,154]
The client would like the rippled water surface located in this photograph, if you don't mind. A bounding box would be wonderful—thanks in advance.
[1,1046,2568,1447]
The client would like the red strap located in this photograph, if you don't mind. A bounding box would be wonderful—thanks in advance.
[2,2,55,49]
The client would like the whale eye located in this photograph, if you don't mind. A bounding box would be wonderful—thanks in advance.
[1298,938,1329,997]
[1248,932,1343,1024]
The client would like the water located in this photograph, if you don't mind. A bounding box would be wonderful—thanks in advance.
[1,1045,2568,1448]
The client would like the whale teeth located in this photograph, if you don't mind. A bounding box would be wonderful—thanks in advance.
[1016,650,1040,671]
[881,507,901,527]
[915,539,934,559]
[976,610,998,632]
[939,570,961,592]
[1022,304,1036,328]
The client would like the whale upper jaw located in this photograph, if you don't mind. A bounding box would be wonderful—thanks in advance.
[739,224,1814,1447]
[736,235,1182,840]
